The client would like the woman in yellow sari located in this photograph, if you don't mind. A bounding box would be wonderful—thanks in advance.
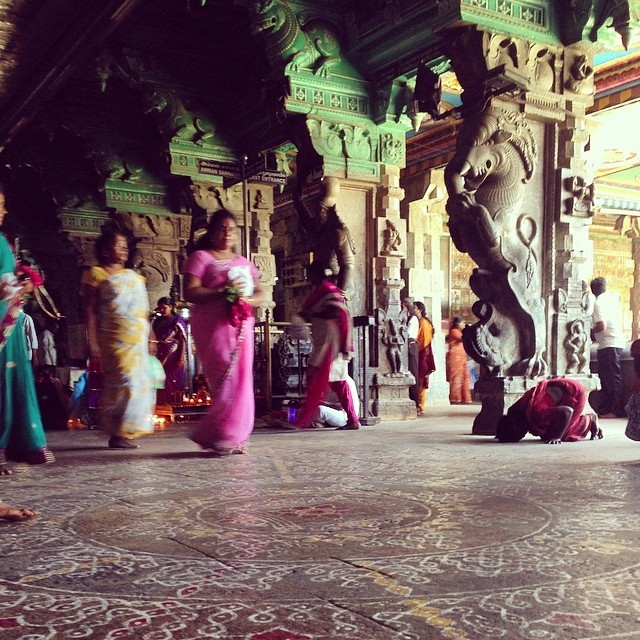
[413,301,435,416]
[81,228,154,449]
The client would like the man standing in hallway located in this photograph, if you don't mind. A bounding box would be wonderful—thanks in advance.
[590,277,626,418]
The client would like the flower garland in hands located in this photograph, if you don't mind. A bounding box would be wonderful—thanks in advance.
[224,285,252,328]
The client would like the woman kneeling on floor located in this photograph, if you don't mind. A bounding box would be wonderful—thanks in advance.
[496,378,603,444]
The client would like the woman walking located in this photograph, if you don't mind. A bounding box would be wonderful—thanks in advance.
[446,316,472,404]
[413,301,435,416]
[81,227,155,449]
[183,210,263,455]
[152,296,187,403]
[0,183,54,472]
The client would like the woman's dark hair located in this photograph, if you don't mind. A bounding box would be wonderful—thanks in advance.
[590,277,606,297]
[197,209,238,250]
[94,227,130,266]
[413,300,426,317]
[496,413,528,443]
[451,316,464,329]
[157,296,173,308]
[307,259,329,283]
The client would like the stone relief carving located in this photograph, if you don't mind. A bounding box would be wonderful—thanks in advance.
[251,0,342,78]
[253,254,276,285]
[486,36,522,73]
[554,287,569,314]
[381,219,402,256]
[565,52,594,95]
[141,88,215,143]
[380,133,403,165]
[527,45,555,91]
[253,190,269,209]
[381,317,405,376]
[565,318,589,374]
[86,140,143,182]
[191,183,223,214]
[445,104,547,377]
[135,248,170,299]
[306,119,373,161]
[564,175,595,217]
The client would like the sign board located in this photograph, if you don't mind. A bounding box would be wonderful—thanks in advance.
[196,158,240,179]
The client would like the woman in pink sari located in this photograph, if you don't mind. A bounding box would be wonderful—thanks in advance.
[183,210,263,455]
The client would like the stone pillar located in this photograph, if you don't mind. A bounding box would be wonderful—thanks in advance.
[442,29,599,434]
[547,52,599,399]
[372,164,416,420]
[618,217,640,341]
[247,183,276,320]
[402,170,448,405]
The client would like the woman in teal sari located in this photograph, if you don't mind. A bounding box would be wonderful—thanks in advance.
[0,185,54,474]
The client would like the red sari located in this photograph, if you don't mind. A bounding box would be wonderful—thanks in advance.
[296,280,355,427]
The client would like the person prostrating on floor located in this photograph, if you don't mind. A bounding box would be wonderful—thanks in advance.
[496,378,603,444]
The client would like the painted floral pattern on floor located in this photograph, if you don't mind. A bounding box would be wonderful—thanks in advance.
[1,417,640,639]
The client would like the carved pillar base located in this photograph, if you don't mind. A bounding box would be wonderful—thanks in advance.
[373,373,417,420]
[472,375,600,436]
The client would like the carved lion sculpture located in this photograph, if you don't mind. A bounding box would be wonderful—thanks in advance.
[445,106,547,378]
[251,0,341,78]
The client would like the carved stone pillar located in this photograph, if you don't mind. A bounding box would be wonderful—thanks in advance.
[402,170,448,405]
[442,29,599,434]
[372,164,416,420]
[618,217,640,341]
[247,183,276,320]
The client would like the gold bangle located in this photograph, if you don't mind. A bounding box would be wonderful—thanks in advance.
[148,339,159,343]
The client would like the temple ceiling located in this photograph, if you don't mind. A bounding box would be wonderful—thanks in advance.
[0,0,638,220]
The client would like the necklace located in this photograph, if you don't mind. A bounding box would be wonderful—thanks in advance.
[210,249,235,260]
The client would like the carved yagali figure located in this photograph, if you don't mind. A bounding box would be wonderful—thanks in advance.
[445,105,547,377]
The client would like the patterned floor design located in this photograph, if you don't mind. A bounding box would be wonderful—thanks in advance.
[2,407,640,639]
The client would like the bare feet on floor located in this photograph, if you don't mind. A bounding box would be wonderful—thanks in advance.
[0,503,38,521]
[108,436,139,449]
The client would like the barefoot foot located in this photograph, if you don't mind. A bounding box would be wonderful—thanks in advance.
[0,503,38,521]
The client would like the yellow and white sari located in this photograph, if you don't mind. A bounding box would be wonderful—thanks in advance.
[82,266,154,438]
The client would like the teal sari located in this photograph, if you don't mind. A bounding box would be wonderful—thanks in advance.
[0,234,53,466]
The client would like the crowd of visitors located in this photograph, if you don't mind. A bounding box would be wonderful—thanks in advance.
[3,177,639,526]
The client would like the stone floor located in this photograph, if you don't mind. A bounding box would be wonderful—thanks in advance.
[2,406,640,640]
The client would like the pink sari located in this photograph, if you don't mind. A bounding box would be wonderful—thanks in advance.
[182,251,260,450]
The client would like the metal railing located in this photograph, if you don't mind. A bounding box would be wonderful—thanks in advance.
[253,311,379,422]
[253,310,313,412]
